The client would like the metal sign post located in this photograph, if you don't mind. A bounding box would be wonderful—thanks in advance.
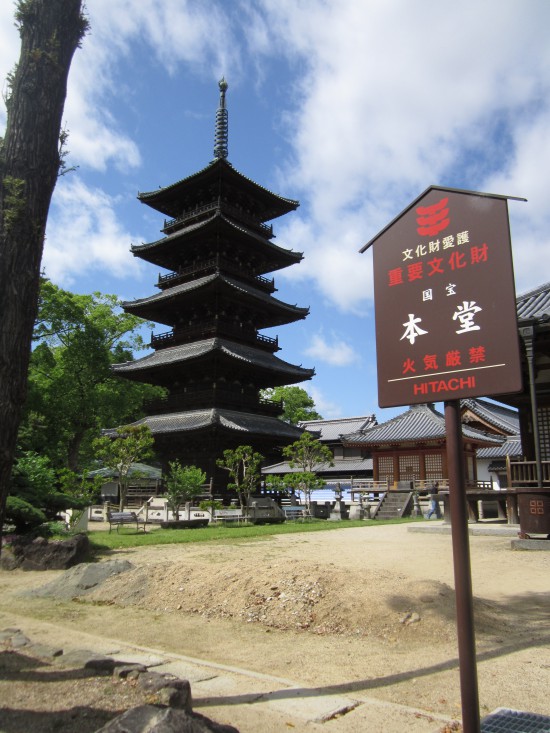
[445,398,480,732]
[361,186,525,733]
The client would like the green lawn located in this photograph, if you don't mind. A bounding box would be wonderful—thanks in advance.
[88,517,421,553]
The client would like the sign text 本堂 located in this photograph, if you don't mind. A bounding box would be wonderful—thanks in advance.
[364,187,523,408]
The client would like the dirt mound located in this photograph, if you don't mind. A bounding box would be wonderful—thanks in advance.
[84,557,506,644]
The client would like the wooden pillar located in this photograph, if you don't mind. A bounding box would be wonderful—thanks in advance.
[393,452,400,487]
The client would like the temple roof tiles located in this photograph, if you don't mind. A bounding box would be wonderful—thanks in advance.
[460,398,519,435]
[112,337,314,381]
[106,408,305,440]
[131,211,303,264]
[516,281,550,322]
[137,158,299,221]
[342,403,503,447]
[122,272,309,326]
[476,435,522,460]
[298,415,377,442]
[262,457,373,475]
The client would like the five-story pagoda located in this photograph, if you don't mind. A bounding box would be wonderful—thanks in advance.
[112,79,314,488]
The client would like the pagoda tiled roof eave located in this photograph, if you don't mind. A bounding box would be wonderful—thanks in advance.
[137,159,299,221]
[111,337,315,381]
[121,273,310,323]
[341,403,503,448]
[130,211,303,265]
[105,408,305,439]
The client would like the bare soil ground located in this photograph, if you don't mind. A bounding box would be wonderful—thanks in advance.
[1,523,549,732]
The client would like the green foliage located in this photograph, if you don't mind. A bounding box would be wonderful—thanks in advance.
[20,279,164,470]
[164,462,206,520]
[285,472,326,509]
[88,519,415,552]
[216,445,264,515]
[283,431,334,472]
[15,0,90,41]
[92,425,154,511]
[261,386,322,425]
[199,498,224,516]
[263,475,286,493]
[2,176,26,234]
[5,495,47,533]
[282,432,334,510]
[5,451,89,533]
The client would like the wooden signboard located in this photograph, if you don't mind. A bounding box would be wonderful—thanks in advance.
[362,187,523,408]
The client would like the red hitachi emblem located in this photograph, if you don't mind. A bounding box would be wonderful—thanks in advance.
[416,197,450,236]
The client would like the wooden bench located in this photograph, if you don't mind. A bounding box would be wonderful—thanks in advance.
[213,509,245,525]
[283,506,309,521]
[108,511,147,533]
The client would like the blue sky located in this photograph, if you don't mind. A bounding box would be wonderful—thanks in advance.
[2,0,550,423]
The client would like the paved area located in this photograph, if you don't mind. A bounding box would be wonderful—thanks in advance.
[1,616,459,732]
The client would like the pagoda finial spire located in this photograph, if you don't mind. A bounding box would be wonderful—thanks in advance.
[213,77,229,160]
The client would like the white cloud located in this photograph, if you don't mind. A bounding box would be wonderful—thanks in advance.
[256,0,550,309]
[43,177,144,286]
[304,333,359,367]
[307,384,343,420]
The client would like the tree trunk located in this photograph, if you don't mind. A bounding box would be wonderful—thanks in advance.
[0,0,87,551]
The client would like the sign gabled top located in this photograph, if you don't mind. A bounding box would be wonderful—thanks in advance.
[360,185,527,254]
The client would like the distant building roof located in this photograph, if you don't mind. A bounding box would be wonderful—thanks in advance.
[298,415,377,442]
[342,403,503,448]
[516,282,550,322]
[461,398,519,436]
[477,435,522,460]
[262,457,373,476]
[87,462,162,480]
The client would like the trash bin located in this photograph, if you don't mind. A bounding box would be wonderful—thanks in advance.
[517,488,550,535]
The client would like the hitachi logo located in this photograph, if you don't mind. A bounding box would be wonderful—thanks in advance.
[413,376,476,395]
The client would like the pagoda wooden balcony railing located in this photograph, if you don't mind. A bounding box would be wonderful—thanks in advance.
[162,199,274,238]
[506,456,550,487]
[151,320,279,353]
[157,256,275,294]
[144,387,283,417]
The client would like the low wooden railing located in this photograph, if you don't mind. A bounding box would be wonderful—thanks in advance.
[144,388,283,417]
[507,456,550,486]
[157,255,275,293]
[151,321,278,352]
[162,199,273,238]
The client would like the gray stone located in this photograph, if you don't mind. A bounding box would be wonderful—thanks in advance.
[84,656,118,673]
[511,538,550,551]
[27,642,64,658]
[2,533,90,571]
[156,684,192,709]
[94,704,240,732]
[9,632,31,648]
[113,664,148,679]
[25,559,133,599]
[58,649,112,668]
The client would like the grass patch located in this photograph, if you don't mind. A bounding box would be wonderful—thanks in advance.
[88,517,420,553]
